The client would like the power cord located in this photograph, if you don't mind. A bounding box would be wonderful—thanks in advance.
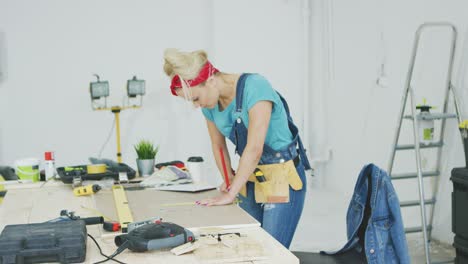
[97,118,116,158]
[88,234,128,264]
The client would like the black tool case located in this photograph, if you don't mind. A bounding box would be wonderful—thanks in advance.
[57,163,136,184]
[56,165,120,183]
[451,167,468,239]
[454,235,468,264]
[0,221,87,264]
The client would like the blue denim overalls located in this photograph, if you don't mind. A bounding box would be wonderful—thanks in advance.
[228,73,311,248]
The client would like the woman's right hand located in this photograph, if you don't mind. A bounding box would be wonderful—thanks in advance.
[220,170,234,192]
[219,181,230,193]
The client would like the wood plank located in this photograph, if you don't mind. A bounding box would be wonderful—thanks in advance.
[93,188,260,230]
[0,186,98,229]
[194,233,267,263]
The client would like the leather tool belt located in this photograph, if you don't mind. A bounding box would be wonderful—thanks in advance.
[239,157,303,203]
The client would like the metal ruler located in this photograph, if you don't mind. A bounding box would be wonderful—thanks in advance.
[112,185,133,232]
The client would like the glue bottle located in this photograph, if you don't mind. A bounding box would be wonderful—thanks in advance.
[44,151,57,180]
[416,100,434,145]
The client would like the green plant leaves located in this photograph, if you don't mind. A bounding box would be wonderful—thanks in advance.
[134,140,159,160]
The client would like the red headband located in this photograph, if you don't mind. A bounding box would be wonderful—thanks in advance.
[170,61,219,96]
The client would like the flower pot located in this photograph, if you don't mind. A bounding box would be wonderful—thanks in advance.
[136,159,155,177]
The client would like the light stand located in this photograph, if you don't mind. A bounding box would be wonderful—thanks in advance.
[89,74,145,163]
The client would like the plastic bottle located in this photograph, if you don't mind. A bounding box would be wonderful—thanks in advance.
[460,120,468,168]
[416,103,434,145]
[44,151,57,180]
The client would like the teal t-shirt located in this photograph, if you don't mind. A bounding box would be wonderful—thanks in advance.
[201,74,293,151]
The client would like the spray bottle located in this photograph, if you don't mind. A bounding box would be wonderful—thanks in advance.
[416,99,435,145]
[44,151,57,180]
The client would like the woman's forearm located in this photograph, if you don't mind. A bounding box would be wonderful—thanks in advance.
[227,145,262,197]
[211,143,234,182]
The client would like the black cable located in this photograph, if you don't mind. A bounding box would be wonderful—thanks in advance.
[87,234,127,264]
[98,118,116,158]
[98,241,129,264]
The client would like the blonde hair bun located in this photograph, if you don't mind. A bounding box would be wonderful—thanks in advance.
[163,49,208,80]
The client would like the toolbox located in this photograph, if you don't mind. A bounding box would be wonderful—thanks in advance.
[454,235,468,264]
[57,162,136,184]
[451,167,468,240]
[0,221,87,264]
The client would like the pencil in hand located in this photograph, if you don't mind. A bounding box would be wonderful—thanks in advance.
[219,147,230,189]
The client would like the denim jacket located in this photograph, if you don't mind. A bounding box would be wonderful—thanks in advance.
[323,164,410,264]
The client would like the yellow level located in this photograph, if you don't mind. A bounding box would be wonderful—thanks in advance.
[112,185,133,232]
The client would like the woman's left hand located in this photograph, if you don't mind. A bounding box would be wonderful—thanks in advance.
[196,192,236,206]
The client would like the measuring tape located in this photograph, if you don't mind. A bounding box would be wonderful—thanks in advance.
[87,164,107,174]
[112,185,133,232]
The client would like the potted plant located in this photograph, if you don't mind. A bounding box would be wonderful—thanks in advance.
[134,140,159,176]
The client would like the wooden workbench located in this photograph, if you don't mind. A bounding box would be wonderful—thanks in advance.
[0,181,299,263]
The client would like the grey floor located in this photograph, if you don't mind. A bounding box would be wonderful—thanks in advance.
[292,250,366,264]
[407,234,455,263]
[290,188,456,264]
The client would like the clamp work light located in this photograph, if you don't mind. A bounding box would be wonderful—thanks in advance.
[88,74,146,162]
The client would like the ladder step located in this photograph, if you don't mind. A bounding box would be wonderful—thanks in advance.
[391,171,439,180]
[400,198,436,207]
[404,113,457,120]
[405,225,432,233]
[395,141,443,150]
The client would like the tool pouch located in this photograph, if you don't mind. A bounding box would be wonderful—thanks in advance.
[239,159,303,203]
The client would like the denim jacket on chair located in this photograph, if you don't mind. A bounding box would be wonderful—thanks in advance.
[323,164,410,264]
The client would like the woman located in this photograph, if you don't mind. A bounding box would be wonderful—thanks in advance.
[163,49,311,248]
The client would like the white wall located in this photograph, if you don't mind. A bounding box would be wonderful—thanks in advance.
[321,0,468,244]
[1,0,468,246]
[0,0,307,170]
[0,0,216,168]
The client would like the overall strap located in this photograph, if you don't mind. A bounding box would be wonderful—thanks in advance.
[235,73,251,113]
[276,91,312,170]
[233,73,311,170]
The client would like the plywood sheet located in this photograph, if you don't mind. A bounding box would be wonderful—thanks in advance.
[93,188,259,230]
[194,234,268,263]
[0,186,102,237]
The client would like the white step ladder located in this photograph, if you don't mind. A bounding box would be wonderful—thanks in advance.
[388,22,462,264]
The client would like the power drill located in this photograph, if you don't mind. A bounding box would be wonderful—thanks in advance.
[114,221,194,252]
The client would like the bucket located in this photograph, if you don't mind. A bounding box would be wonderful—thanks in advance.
[14,158,40,182]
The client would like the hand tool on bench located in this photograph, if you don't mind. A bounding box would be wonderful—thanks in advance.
[114,220,194,252]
